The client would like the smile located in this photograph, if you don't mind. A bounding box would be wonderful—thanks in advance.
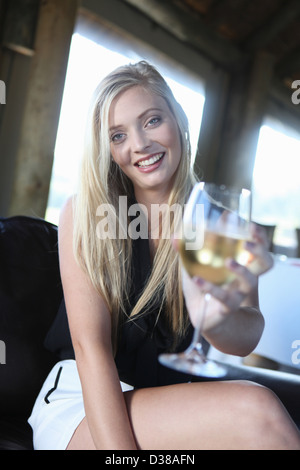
[136,153,165,168]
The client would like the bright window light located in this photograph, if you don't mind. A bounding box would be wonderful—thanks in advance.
[46,33,205,225]
[252,121,300,252]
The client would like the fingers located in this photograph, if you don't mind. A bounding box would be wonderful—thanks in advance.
[249,224,274,270]
[194,280,244,312]
[191,255,260,313]
[245,239,274,275]
[192,272,249,313]
[225,258,258,294]
[178,223,274,315]
[250,223,269,249]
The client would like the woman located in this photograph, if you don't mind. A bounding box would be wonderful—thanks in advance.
[29,61,300,450]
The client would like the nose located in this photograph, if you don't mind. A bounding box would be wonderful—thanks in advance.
[131,128,151,153]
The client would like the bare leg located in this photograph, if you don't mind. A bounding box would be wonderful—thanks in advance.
[67,380,300,450]
[67,417,96,450]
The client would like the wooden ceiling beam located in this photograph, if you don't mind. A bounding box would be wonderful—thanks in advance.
[244,0,300,51]
[122,0,242,68]
[275,47,300,78]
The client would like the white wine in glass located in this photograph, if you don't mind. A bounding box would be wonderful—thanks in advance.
[159,182,253,377]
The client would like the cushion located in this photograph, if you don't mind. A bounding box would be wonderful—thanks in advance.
[0,418,33,450]
[0,216,62,419]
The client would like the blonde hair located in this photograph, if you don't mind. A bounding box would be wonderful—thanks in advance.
[73,61,197,352]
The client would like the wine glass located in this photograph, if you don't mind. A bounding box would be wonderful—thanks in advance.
[159,182,253,377]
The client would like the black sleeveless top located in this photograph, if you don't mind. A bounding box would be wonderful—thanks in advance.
[44,236,209,388]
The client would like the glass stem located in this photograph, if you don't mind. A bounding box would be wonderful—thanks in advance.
[188,293,211,356]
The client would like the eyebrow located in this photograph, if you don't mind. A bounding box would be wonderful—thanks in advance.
[109,107,164,134]
[138,107,164,119]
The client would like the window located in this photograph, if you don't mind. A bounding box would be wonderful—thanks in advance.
[46,30,205,225]
[252,117,300,255]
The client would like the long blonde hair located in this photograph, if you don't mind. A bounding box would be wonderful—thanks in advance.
[73,61,197,352]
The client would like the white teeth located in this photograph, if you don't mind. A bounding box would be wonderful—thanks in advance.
[137,153,164,167]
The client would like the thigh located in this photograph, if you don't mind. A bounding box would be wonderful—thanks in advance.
[124,381,251,450]
[124,380,299,450]
[68,380,300,450]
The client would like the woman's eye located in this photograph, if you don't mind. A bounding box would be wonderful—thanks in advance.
[111,133,125,143]
[147,117,161,127]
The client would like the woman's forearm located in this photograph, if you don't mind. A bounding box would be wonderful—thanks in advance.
[75,345,137,450]
[203,304,265,357]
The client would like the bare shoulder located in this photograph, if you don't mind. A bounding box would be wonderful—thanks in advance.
[59,196,75,236]
[57,196,112,347]
[58,196,80,266]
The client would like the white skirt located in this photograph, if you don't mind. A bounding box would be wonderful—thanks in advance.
[28,359,132,450]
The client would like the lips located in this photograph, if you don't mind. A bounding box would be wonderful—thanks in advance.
[135,152,165,168]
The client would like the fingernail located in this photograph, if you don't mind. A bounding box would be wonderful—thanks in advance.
[193,277,205,286]
[229,259,239,268]
[245,241,256,249]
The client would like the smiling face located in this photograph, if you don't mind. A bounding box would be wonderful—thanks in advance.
[108,86,182,201]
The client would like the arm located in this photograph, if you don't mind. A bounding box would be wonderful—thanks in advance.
[59,199,137,450]
[197,287,264,357]
[182,268,264,357]
[180,225,273,357]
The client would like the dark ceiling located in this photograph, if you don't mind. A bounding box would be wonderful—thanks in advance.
[123,0,300,89]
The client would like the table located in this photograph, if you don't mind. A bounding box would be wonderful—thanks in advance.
[254,256,300,370]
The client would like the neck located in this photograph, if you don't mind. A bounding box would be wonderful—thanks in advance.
[133,187,175,248]
[134,186,171,211]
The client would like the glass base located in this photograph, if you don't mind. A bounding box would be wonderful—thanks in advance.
[159,349,227,378]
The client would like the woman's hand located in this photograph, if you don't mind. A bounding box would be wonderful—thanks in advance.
[174,224,273,349]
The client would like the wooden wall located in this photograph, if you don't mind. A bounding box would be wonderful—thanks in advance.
[0,0,78,217]
[0,0,299,217]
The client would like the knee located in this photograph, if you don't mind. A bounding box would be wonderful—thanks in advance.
[238,381,279,418]
[234,381,299,449]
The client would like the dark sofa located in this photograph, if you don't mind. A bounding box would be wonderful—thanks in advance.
[0,216,62,449]
[0,216,299,450]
